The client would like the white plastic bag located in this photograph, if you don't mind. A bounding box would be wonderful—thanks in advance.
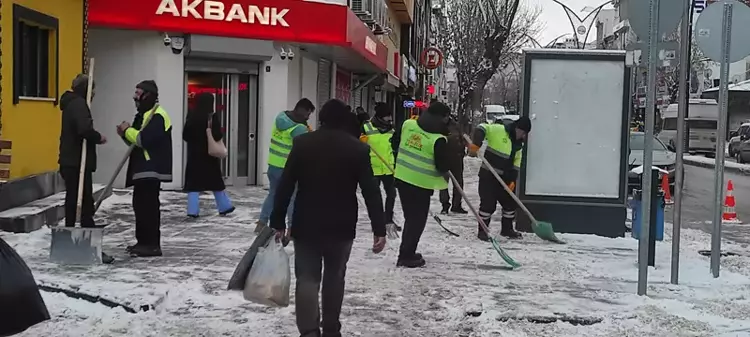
[243,239,291,307]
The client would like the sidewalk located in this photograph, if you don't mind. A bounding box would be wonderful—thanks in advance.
[2,158,750,336]
[684,154,750,175]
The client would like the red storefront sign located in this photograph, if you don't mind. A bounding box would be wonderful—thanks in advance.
[335,69,351,104]
[88,0,388,71]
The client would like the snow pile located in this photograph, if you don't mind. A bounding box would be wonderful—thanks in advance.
[1,159,749,336]
[684,154,750,173]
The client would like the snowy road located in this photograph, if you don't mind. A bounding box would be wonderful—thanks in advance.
[666,164,750,244]
[3,158,750,336]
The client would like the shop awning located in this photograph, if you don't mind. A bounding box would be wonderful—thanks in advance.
[88,0,388,73]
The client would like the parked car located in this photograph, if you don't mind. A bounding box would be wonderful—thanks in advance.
[628,132,677,194]
[729,122,750,157]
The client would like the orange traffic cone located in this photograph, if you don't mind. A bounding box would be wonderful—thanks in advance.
[661,174,673,205]
[723,180,742,224]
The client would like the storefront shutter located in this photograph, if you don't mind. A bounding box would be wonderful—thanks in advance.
[316,58,332,121]
[352,88,362,110]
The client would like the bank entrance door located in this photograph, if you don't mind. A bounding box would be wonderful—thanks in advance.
[186,71,259,186]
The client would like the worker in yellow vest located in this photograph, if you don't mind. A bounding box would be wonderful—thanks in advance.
[256,98,316,234]
[392,102,452,268]
[467,116,532,241]
[359,103,400,232]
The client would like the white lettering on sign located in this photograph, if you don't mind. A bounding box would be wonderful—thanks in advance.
[364,36,377,55]
[156,0,290,27]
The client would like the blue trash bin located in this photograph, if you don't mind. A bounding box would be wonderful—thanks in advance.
[630,189,665,241]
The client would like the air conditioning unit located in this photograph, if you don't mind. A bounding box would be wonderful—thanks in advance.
[352,0,374,23]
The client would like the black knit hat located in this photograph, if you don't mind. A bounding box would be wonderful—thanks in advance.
[374,103,391,118]
[515,116,532,133]
[136,80,159,95]
[427,101,451,117]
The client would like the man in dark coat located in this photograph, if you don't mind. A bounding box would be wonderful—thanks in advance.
[117,80,173,257]
[57,74,112,264]
[439,118,468,214]
[183,93,234,217]
[270,99,386,337]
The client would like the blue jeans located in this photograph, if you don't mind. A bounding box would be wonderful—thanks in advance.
[187,190,234,216]
[259,165,296,227]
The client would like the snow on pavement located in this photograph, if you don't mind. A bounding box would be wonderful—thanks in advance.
[2,157,750,336]
[684,154,750,174]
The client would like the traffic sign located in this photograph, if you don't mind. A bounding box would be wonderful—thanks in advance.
[694,0,750,63]
[621,0,685,40]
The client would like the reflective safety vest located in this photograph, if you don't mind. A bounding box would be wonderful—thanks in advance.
[394,119,449,190]
[268,123,306,168]
[124,105,172,161]
[479,123,522,173]
[363,122,395,176]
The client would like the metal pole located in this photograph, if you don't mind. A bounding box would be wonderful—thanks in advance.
[712,2,733,278]
[638,0,661,296]
[671,0,692,285]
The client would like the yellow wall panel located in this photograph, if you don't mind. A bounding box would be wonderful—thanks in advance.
[0,0,84,179]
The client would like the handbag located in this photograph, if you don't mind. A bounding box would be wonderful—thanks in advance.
[207,119,228,159]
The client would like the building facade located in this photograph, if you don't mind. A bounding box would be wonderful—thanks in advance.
[85,0,391,190]
[0,0,85,181]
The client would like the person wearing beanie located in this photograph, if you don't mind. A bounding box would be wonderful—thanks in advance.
[58,74,113,264]
[270,99,386,337]
[391,101,453,268]
[117,80,173,257]
[468,115,531,241]
[256,98,316,236]
[439,116,469,215]
[359,102,401,235]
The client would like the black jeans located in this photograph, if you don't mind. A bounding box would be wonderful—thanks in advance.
[375,174,397,223]
[439,164,464,209]
[396,180,433,260]
[477,170,518,233]
[60,167,95,227]
[133,179,162,247]
[294,239,354,337]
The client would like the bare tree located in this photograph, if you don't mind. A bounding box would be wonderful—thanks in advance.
[438,0,541,129]
[662,38,710,103]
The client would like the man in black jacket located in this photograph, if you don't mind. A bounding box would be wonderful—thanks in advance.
[58,74,112,263]
[391,102,452,268]
[270,99,386,337]
[117,80,173,257]
[439,118,468,214]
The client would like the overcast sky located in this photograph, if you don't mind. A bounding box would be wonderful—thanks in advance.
[526,0,615,44]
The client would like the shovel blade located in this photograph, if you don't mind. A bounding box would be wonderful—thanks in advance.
[50,226,103,265]
[533,221,565,244]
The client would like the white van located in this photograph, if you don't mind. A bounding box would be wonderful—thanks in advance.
[659,99,718,156]
[484,105,507,123]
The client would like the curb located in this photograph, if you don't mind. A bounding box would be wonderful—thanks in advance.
[683,157,750,175]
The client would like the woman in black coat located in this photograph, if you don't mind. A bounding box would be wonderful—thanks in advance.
[183,93,235,217]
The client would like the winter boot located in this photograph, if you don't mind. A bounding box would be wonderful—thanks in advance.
[396,255,426,268]
[477,211,493,242]
[126,243,143,252]
[450,206,468,214]
[440,204,450,215]
[187,192,200,218]
[477,229,491,242]
[500,215,523,239]
[130,245,163,257]
[102,252,115,264]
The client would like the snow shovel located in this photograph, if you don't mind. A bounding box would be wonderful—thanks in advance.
[50,59,104,265]
[448,171,520,268]
[432,214,460,237]
[363,143,400,239]
[462,134,564,244]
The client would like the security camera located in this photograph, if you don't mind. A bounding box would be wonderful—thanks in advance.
[279,48,287,60]
[163,33,172,47]
[287,50,295,61]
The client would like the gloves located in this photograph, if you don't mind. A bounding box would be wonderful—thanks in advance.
[467,144,480,157]
[508,182,516,192]
[359,135,368,143]
[306,124,313,132]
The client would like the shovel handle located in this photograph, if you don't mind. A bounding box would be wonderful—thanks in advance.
[75,59,97,227]
[447,171,492,235]
[366,143,395,175]
[462,134,538,224]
